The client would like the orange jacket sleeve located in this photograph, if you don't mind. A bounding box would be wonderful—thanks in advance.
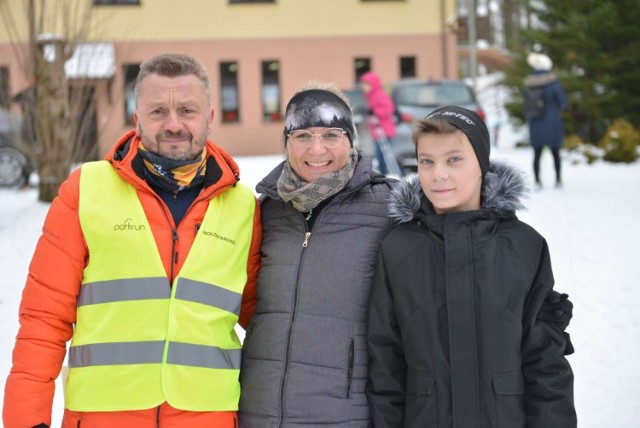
[3,169,87,428]
[238,197,261,329]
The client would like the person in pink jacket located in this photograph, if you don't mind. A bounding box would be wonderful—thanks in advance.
[360,71,397,175]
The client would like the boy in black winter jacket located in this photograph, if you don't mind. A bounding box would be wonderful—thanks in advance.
[366,105,576,428]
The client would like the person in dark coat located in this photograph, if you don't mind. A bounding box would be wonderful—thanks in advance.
[366,105,576,428]
[524,52,568,189]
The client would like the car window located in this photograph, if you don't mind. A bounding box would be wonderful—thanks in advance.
[394,84,474,107]
[344,88,369,115]
[0,109,21,135]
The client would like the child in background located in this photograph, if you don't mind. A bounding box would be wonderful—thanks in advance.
[366,105,576,427]
[359,71,397,176]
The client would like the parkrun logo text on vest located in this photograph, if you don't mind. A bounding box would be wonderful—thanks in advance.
[113,218,146,232]
[202,230,236,245]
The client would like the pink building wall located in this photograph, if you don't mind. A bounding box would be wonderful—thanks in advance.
[2,32,457,158]
[100,33,456,157]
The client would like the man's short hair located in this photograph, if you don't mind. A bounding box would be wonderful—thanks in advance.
[135,53,211,107]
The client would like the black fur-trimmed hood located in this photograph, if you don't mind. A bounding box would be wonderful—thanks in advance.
[388,160,529,224]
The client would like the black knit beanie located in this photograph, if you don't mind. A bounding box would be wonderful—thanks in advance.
[424,105,490,177]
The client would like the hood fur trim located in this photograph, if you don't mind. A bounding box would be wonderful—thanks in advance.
[524,72,557,87]
[388,160,529,224]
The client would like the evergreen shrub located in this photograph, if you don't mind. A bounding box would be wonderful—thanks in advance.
[563,134,602,165]
[563,134,584,151]
[600,119,640,163]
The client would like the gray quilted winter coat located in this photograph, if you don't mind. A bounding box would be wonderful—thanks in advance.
[239,155,394,427]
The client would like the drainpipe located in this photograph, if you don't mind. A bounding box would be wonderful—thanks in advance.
[440,0,448,78]
[468,0,477,92]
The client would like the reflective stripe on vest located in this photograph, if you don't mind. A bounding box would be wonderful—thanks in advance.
[66,160,255,412]
[69,341,242,369]
[77,277,241,314]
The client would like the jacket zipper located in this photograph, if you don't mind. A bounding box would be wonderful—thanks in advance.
[347,338,354,398]
[279,213,313,427]
[267,172,386,426]
[157,182,236,282]
[170,228,179,280]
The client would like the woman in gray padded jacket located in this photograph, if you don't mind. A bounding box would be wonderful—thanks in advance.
[238,82,394,427]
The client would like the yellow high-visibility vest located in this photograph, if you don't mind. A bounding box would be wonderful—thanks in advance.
[65,160,255,411]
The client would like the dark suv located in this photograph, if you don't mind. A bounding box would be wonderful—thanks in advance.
[0,108,31,187]
[390,79,486,174]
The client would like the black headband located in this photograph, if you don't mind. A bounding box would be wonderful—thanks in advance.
[425,105,491,177]
[283,89,355,146]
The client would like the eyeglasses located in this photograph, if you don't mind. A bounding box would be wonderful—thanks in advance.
[288,128,346,149]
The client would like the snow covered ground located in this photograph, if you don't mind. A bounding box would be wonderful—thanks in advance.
[1,74,639,426]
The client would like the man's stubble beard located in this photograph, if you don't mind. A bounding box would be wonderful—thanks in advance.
[139,122,210,161]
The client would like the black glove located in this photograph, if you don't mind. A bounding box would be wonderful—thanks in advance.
[563,332,575,356]
[538,290,575,355]
[538,290,573,329]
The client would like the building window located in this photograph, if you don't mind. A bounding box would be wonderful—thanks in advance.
[94,0,140,5]
[0,67,9,109]
[261,60,281,122]
[400,56,416,79]
[229,0,275,3]
[123,63,140,125]
[354,57,371,83]
[220,62,240,124]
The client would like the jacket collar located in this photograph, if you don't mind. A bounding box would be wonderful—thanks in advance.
[106,130,240,196]
[388,159,529,224]
[524,71,557,87]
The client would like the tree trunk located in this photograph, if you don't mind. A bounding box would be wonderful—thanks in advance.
[37,157,70,202]
[35,39,71,203]
[501,0,520,52]
[2,0,102,198]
